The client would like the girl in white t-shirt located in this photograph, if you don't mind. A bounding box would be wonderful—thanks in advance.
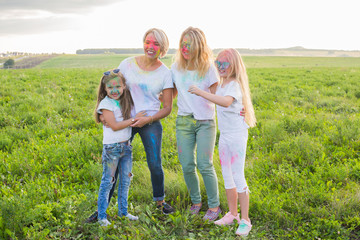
[94,69,145,227]
[171,26,221,221]
[189,49,256,237]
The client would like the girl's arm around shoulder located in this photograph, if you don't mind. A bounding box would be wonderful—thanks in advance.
[102,110,146,131]
[188,85,233,107]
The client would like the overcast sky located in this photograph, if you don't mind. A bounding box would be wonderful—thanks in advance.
[0,0,359,54]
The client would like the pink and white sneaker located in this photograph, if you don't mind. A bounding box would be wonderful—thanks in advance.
[214,212,240,226]
[236,219,252,236]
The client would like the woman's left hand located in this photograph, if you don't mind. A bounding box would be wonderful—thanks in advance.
[130,116,152,128]
[240,107,246,117]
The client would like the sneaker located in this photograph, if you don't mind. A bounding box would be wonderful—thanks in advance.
[125,213,139,221]
[236,219,252,236]
[85,211,98,223]
[214,212,240,226]
[157,202,175,215]
[203,207,222,221]
[189,204,202,215]
[98,219,111,227]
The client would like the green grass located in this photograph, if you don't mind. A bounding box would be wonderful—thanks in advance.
[36,54,360,69]
[0,58,360,239]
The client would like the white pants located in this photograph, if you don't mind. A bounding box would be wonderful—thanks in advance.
[219,129,249,193]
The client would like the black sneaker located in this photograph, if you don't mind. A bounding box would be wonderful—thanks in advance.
[157,202,175,215]
[85,210,98,223]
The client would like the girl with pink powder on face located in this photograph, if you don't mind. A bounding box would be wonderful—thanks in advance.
[189,48,256,237]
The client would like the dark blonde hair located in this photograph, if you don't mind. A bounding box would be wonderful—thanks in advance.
[94,69,134,123]
[143,28,169,58]
[175,26,213,78]
[216,49,257,127]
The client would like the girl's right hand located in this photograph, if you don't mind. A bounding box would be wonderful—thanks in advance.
[188,85,201,96]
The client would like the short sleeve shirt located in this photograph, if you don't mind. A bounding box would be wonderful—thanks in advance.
[171,63,219,120]
[97,96,131,144]
[216,80,248,132]
[119,57,173,116]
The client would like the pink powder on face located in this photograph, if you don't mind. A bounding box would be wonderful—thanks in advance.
[144,34,160,58]
[181,35,191,60]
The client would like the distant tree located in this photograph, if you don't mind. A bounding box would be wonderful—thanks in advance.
[3,59,15,69]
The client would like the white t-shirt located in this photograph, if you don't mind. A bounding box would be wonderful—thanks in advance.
[171,63,219,120]
[216,80,249,133]
[97,96,132,144]
[118,57,174,116]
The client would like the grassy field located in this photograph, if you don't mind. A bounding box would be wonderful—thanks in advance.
[36,54,360,69]
[1,55,360,239]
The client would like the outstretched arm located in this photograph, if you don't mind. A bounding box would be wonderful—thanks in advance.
[188,84,234,107]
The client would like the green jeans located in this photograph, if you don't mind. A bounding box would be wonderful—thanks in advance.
[176,115,220,208]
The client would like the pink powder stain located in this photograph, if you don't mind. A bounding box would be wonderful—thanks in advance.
[219,149,228,166]
[231,155,237,164]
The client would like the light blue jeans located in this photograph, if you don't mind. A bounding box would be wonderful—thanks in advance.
[97,141,132,220]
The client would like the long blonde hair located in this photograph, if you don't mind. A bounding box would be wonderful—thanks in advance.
[94,69,134,123]
[175,26,213,78]
[217,49,256,127]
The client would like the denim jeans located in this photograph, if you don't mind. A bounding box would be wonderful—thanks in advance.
[176,115,220,208]
[108,121,165,202]
[97,141,132,220]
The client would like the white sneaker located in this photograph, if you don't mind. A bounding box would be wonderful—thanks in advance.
[125,213,139,221]
[236,219,252,236]
[98,219,111,227]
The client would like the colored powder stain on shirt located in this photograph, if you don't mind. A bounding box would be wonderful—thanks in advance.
[110,98,120,108]
[231,154,238,164]
[138,83,149,92]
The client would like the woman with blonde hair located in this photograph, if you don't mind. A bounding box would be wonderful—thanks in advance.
[189,48,256,236]
[171,26,222,221]
[87,28,175,223]
[116,28,175,214]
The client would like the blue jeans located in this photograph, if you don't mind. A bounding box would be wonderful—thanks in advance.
[97,141,132,220]
[108,121,165,202]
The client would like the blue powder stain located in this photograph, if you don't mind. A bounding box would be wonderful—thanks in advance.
[150,133,158,162]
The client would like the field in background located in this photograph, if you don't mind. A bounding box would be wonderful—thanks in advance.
[35,54,360,69]
[0,56,360,239]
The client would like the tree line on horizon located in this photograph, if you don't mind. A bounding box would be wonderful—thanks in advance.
[76,47,308,55]
[76,47,360,57]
